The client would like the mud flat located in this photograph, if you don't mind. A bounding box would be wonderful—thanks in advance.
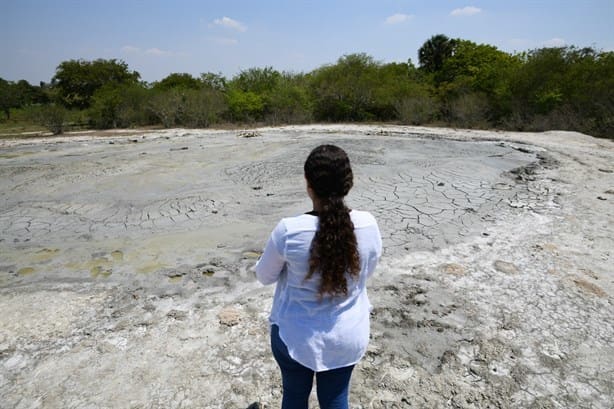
[0,125,612,408]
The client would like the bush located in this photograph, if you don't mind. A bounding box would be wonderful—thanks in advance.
[90,84,151,128]
[447,93,490,128]
[182,88,226,127]
[395,95,438,125]
[28,104,67,134]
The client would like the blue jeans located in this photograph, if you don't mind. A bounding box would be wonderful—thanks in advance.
[270,324,354,409]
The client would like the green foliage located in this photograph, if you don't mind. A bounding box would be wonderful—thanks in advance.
[148,89,185,128]
[225,89,265,122]
[266,73,313,124]
[0,78,47,119]
[310,53,382,121]
[418,34,457,73]
[395,83,438,125]
[181,88,227,127]
[28,104,68,135]
[200,72,227,91]
[53,59,140,109]
[90,83,151,128]
[434,40,521,123]
[0,78,16,119]
[5,37,613,138]
[153,73,201,91]
[148,88,227,128]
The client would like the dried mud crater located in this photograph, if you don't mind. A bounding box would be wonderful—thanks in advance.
[0,125,612,408]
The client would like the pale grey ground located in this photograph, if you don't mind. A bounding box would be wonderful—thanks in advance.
[0,125,612,408]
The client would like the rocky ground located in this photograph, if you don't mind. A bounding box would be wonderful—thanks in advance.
[0,125,612,408]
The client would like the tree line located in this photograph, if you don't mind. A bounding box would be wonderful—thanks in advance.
[1,34,612,138]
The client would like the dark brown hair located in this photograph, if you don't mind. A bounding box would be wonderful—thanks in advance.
[304,145,360,297]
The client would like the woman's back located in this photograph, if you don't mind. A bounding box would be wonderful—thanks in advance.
[256,210,381,371]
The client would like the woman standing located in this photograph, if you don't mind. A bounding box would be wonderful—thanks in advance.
[256,145,382,409]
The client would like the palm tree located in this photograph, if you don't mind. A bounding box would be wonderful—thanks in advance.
[418,34,457,73]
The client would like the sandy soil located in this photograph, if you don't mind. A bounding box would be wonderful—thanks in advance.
[0,125,612,408]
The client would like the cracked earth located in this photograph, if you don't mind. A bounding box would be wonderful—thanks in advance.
[0,125,612,408]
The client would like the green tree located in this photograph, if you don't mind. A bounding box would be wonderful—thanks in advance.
[310,53,381,121]
[0,78,47,119]
[182,88,227,127]
[53,59,140,109]
[0,78,17,119]
[267,72,313,124]
[227,67,282,120]
[153,73,201,91]
[437,40,521,123]
[200,72,227,91]
[90,83,151,128]
[225,89,265,122]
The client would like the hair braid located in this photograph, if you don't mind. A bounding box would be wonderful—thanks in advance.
[304,145,360,297]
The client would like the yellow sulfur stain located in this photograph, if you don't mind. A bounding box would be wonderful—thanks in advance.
[33,248,60,262]
[17,267,36,276]
[137,262,166,274]
[111,250,124,262]
[90,265,112,278]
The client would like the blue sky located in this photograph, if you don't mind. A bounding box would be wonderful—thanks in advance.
[2,0,613,84]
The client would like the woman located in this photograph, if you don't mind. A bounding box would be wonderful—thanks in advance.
[256,144,382,409]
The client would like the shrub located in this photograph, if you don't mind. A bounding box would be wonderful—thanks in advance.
[395,95,438,125]
[28,104,67,134]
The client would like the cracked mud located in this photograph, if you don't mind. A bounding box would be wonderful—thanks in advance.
[1,125,613,408]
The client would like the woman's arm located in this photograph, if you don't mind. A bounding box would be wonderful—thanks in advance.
[255,220,286,285]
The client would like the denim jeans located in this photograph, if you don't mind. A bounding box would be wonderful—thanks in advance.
[270,324,355,409]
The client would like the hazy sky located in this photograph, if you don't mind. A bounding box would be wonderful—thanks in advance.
[2,0,613,84]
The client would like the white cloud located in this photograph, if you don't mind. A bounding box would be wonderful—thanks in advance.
[543,38,566,47]
[121,46,177,57]
[384,13,413,25]
[450,6,482,17]
[212,16,247,32]
[145,47,172,56]
[121,45,141,54]
[212,37,239,46]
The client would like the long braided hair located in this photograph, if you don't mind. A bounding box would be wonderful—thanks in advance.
[304,145,360,297]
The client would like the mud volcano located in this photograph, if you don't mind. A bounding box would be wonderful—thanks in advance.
[1,125,612,408]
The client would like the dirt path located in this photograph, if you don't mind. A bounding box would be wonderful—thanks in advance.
[0,125,612,408]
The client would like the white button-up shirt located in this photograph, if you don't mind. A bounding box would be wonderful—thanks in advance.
[256,210,382,371]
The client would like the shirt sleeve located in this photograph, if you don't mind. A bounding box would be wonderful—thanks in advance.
[255,220,287,285]
[366,218,383,279]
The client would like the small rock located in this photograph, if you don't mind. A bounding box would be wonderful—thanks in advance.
[166,271,186,278]
[494,260,519,274]
[571,277,606,297]
[167,310,188,320]
[440,263,466,276]
[414,294,427,305]
[605,189,614,195]
[238,130,261,138]
[218,306,241,326]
